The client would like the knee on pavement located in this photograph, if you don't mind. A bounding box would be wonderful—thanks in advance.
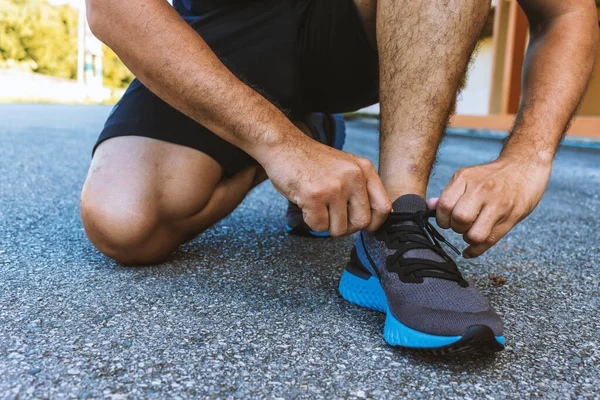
[80,194,177,265]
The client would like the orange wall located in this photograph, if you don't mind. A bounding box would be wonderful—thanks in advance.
[576,23,600,117]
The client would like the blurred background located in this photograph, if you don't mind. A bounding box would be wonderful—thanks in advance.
[0,0,132,103]
[0,0,598,137]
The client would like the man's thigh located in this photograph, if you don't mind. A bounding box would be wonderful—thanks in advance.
[353,0,377,46]
[300,0,379,113]
[81,136,262,264]
[83,136,224,226]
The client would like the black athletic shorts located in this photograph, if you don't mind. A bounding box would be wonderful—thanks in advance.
[95,0,379,176]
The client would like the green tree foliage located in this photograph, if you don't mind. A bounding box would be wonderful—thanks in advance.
[0,0,78,78]
[102,44,133,89]
[0,0,133,87]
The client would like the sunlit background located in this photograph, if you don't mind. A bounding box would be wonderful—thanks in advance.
[1,0,599,138]
[0,0,132,103]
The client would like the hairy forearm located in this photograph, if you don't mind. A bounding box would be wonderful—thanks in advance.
[502,6,598,164]
[86,0,305,163]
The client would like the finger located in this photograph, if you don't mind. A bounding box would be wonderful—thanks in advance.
[463,218,513,259]
[327,198,348,237]
[302,203,329,233]
[462,205,505,247]
[450,194,484,234]
[436,172,467,229]
[358,161,391,231]
[347,187,372,234]
[427,197,439,210]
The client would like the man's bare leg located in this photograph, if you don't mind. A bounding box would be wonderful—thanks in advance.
[81,136,263,265]
[374,0,491,199]
[342,0,505,355]
[81,120,313,266]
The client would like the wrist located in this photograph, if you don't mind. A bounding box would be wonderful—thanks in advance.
[498,141,554,170]
[248,125,311,168]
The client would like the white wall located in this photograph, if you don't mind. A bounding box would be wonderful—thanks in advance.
[0,70,110,103]
[455,37,494,116]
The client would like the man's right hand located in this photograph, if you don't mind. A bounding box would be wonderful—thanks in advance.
[86,0,390,234]
[262,137,392,237]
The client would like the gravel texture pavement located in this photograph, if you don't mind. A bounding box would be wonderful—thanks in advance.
[0,104,599,399]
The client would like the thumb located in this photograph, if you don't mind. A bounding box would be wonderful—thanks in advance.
[427,197,439,210]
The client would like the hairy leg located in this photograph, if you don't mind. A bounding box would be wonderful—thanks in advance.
[369,0,491,199]
[81,136,262,265]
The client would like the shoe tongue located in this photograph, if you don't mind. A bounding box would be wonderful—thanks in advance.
[390,194,445,264]
[392,194,427,213]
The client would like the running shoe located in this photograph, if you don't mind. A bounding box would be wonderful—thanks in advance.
[285,113,346,237]
[338,194,504,355]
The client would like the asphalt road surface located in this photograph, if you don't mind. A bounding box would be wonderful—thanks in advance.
[1,104,599,399]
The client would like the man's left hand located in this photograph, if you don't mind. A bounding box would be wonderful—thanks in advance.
[428,156,552,258]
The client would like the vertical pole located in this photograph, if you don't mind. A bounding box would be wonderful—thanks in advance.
[488,0,509,114]
[77,4,85,84]
[488,0,528,115]
[94,54,103,87]
[499,0,528,114]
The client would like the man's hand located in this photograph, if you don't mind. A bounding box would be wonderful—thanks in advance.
[429,156,552,258]
[262,137,392,237]
[426,0,596,259]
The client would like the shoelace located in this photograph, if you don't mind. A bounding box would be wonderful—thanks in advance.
[375,209,468,287]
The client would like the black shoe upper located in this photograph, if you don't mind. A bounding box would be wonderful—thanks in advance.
[359,194,504,336]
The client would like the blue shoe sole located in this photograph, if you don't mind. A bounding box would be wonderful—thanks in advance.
[338,269,505,354]
[285,225,331,238]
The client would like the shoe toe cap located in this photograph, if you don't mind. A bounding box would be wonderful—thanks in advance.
[389,303,504,337]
